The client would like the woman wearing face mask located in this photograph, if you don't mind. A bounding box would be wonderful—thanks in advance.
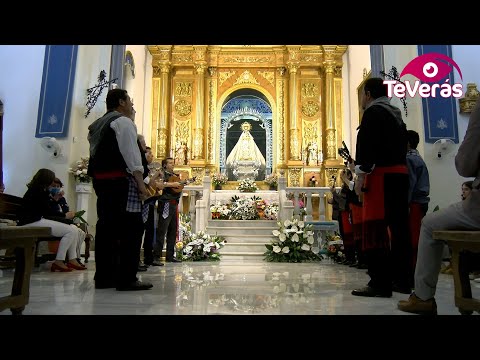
[17,168,86,272]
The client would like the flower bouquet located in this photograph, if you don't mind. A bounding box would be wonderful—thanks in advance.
[212,173,228,189]
[237,178,258,193]
[322,232,345,262]
[264,173,279,189]
[228,196,258,220]
[177,230,226,261]
[69,157,91,183]
[264,217,322,263]
[210,202,231,220]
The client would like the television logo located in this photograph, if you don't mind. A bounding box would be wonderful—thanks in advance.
[384,53,463,98]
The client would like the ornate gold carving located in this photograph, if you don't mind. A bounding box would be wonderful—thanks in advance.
[334,66,342,77]
[257,71,275,86]
[325,168,339,186]
[174,119,190,143]
[193,129,204,159]
[300,55,319,62]
[174,100,192,117]
[278,77,285,162]
[195,64,206,74]
[153,66,161,76]
[302,83,319,98]
[224,56,271,63]
[208,67,216,77]
[277,67,286,77]
[207,78,216,162]
[233,70,260,86]
[173,54,193,63]
[290,129,300,160]
[191,167,205,185]
[326,129,337,159]
[287,64,299,74]
[301,101,320,117]
[459,83,480,113]
[219,70,236,86]
[159,64,170,73]
[288,168,302,187]
[303,121,318,145]
[175,82,192,97]
[157,128,168,159]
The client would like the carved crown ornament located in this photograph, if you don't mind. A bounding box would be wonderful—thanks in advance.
[459,83,480,113]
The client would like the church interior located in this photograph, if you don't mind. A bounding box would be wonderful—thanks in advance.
[1,45,480,315]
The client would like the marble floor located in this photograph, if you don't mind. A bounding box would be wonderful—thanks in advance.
[1,256,479,315]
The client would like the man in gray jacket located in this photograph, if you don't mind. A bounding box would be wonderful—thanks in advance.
[398,98,480,315]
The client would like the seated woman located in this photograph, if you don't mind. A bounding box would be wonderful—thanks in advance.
[17,169,86,272]
[48,177,88,266]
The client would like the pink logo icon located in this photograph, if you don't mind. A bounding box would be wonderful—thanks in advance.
[400,53,463,83]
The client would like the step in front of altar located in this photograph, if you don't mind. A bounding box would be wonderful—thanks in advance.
[207,219,277,259]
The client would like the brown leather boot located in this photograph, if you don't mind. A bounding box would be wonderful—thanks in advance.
[397,293,437,315]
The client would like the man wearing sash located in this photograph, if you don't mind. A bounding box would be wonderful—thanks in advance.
[351,78,411,298]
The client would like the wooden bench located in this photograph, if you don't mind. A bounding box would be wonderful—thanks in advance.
[0,193,91,266]
[0,226,51,314]
[433,230,480,315]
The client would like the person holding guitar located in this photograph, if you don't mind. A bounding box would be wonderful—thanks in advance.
[152,157,187,264]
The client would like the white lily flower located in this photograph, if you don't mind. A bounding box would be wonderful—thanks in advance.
[282,246,290,253]
[292,233,299,242]
[273,245,281,253]
[272,230,280,237]
[279,233,286,242]
[301,244,310,251]
[307,236,315,244]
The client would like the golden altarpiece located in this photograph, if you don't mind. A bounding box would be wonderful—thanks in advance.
[147,45,348,188]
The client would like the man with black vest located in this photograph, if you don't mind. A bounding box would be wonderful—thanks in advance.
[88,88,152,291]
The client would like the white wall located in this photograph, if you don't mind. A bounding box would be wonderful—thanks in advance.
[0,45,46,197]
[0,45,112,228]
[343,45,371,156]
[383,45,478,210]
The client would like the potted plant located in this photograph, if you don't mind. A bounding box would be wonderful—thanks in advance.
[212,173,228,190]
[264,173,279,190]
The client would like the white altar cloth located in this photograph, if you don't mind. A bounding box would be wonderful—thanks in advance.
[209,190,280,205]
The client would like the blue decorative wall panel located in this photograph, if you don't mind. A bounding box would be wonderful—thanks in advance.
[417,45,459,143]
[35,45,78,138]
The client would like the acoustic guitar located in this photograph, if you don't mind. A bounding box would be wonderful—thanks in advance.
[166,175,197,194]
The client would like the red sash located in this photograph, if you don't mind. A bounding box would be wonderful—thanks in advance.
[362,165,408,250]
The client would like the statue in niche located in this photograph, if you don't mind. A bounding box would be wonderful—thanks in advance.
[175,141,189,165]
[226,122,266,180]
[306,142,318,166]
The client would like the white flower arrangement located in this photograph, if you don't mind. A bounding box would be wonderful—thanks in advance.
[69,157,91,183]
[177,230,226,261]
[264,173,279,187]
[237,178,258,193]
[210,202,231,219]
[228,196,258,220]
[212,172,228,186]
[264,203,279,220]
[264,217,322,263]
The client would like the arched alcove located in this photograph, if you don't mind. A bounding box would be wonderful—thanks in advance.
[219,89,273,180]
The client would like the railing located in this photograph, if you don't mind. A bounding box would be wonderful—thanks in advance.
[183,174,339,233]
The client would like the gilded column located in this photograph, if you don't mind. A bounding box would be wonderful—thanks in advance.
[193,46,207,160]
[157,63,171,159]
[323,48,337,163]
[276,66,287,166]
[287,48,300,161]
[206,66,217,167]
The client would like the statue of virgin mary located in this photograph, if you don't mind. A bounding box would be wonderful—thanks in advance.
[226,122,266,180]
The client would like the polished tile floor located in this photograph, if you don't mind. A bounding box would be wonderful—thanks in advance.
[1,256,479,315]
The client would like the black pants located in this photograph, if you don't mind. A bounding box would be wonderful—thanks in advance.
[367,172,412,290]
[142,203,156,264]
[93,177,139,286]
[154,201,178,261]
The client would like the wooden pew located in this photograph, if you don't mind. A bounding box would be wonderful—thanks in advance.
[433,230,480,315]
[0,226,51,314]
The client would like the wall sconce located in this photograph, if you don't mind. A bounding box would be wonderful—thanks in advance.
[459,83,480,113]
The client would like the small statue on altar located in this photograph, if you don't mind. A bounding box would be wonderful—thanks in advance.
[175,141,189,165]
[306,142,318,166]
